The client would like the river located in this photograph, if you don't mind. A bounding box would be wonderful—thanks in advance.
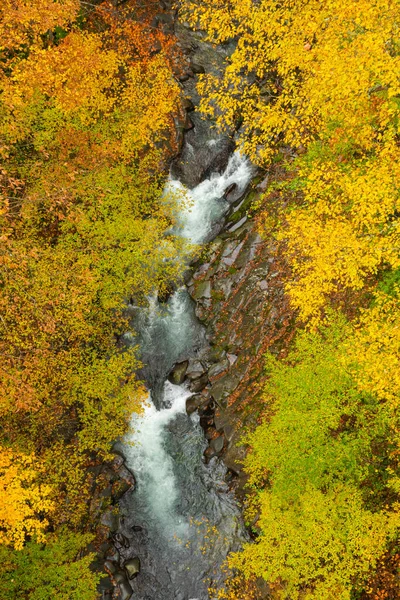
[115,151,254,600]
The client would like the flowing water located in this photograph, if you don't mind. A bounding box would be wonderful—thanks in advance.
[117,152,254,600]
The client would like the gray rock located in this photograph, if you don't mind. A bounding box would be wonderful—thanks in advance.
[99,485,113,499]
[124,557,141,580]
[209,373,240,407]
[227,353,238,366]
[111,479,131,501]
[214,408,230,432]
[189,373,209,393]
[214,278,232,299]
[258,280,268,291]
[104,560,118,575]
[99,541,112,557]
[207,346,227,363]
[100,508,119,533]
[168,360,189,385]
[114,571,128,585]
[257,174,269,191]
[186,394,209,414]
[210,435,225,454]
[119,580,133,600]
[205,427,215,440]
[111,452,125,470]
[228,215,248,232]
[223,444,247,476]
[223,182,237,199]
[223,423,235,442]
[116,464,135,488]
[185,359,206,380]
[171,114,235,188]
[192,279,212,300]
[208,358,229,380]
[204,445,216,460]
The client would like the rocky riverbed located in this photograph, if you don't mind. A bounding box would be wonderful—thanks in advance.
[94,6,296,600]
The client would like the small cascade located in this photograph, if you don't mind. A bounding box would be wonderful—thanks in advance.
[167,152,253,243]
[123,383,192,540]
[116,151,254,599]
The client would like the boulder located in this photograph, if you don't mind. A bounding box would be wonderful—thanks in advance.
[170,117,235,189]
[119,581,133,600]
[227,353,238,366]
[111,452,125,471]
[189,373,208,393]
[104,560,118,576]
[113,571,127,585]
[210,435,225,455]
[100,588,113,600]
[204,446,216,460]
[99,484,113,500]
[185,359,206,380]
[124,557,141,580]
[192,279,212,300]
[207,346,227,363]
[257,174,269,191]
[99,541,112,558]
[205,427,215,440]
[111,479,131,501]
[185,394,209,414]
[168,360,189,385]
[98,575,114,600]
[208,358,229,381]
[117,465,135,488]
[223,444,247,476]
[214,407,230,432]
[100,508,119,533]
[223,423,235,442]
[228,216,247,233]
[209,373,240,408]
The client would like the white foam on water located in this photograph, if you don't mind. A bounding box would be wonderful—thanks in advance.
[166,152,254,244]
[124,381,192,540]
[120,149,254,597]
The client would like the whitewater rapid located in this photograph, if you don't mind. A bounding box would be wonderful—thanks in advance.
[118,152,254,599]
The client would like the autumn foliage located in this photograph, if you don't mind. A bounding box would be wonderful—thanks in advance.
[181,0,400,597]
[0,0,184,595]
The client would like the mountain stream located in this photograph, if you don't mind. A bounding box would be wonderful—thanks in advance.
[116,152,254,600]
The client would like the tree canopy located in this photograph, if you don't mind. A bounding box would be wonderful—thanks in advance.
[0,0,184,595]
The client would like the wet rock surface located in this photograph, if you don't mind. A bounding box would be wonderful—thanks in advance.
[88,452,136,600]
[170,20,237,189]
[124,557,141,579]
[95,6,293,599]
[178,178,296,492]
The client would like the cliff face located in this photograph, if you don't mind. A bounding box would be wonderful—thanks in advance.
[165,178,295,495]
[168,12,298,498]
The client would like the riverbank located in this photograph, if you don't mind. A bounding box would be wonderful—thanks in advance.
[96,9,296,600]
